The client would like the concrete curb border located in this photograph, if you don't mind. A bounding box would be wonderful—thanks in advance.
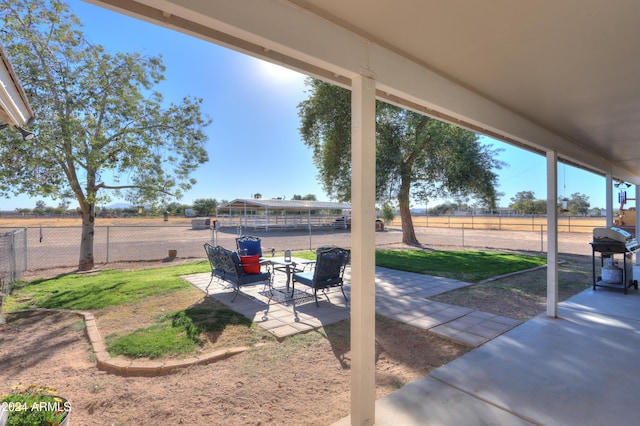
[6,308,265,377]
[476,260,566,285]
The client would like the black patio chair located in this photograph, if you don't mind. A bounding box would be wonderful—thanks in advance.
[291,245,350,307]
[203,242,272,301]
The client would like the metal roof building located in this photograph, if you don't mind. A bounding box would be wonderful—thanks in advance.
[219,198,350,211]
[217,198,351,231]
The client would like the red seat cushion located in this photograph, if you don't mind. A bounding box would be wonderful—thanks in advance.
[240,255,261,274]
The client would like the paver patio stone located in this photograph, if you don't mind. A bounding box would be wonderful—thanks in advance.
[186,265,522,347]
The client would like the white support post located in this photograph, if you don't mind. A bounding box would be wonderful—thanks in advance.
[243,202,247,230]
[547,151,559,318]
[308,208,312,251]
[606,174,614,227]
[350,73,377,426]
[636,185,639,265]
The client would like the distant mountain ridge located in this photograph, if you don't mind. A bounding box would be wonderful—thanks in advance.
[106,203,133,209]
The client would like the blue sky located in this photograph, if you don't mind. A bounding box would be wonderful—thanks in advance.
[2,0,610,211]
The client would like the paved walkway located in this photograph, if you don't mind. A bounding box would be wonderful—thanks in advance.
[183,266,522,347]
[333,277,640,425]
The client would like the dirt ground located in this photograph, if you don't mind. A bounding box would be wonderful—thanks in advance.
[430,253,593,320]
[0,312,467,426]
[0,245,593,425]
[0,260,470,426]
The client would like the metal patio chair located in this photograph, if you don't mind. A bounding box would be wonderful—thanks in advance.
[291,245,350,307]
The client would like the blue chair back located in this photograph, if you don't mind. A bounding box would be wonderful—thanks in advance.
[236,235,262,257]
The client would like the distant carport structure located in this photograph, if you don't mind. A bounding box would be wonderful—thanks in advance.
[218,198,351,231]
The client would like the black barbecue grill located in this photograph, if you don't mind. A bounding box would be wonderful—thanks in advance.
[590,227,639,293]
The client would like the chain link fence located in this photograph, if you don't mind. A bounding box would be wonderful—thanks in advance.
[0,228,27,282]
[389,215,605,233]
[0,221,597,276]
[15,225,362,271]
[21,225,217,270]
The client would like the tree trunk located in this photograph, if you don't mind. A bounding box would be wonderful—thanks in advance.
[398,174,419,245]
[78,202,95,271]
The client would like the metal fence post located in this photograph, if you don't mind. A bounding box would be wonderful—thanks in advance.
[540,225,544,252]
[22,228,29,271]
[106,226,110,263]
[0,279,4,325]
[462,223,465,247]
[10,231,16,282]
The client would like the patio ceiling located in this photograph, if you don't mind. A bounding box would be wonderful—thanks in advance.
[88,0,640,184]
[81,2,638,423]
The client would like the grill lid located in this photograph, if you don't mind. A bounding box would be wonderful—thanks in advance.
[591,227,640,253]
[592,227,632,243]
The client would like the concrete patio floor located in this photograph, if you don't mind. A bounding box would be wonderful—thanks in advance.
[184,263,640,424]
[183,266,522,345]
[333,269,640,425]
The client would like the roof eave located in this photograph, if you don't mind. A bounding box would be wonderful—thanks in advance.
[0,43,35,128]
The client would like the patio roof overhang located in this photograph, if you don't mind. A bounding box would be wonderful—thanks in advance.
[84,1,640,423]
[85,0,640,184]
[0,43,34,129]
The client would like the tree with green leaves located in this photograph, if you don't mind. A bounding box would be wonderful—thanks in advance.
[428,202,461,216]
[33,200,47,215]
[510,191,547,215]
[380,203,395,225]
[562,192,590,215]
[0,0,210,270]
[298,79,502,244]
[510,191,536,214]
[292,194,317,201]
[193,198,218,216]
[165,201,185,216]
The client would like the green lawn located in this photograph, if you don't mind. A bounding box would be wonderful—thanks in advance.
[7,261,210,311]
[291,250,316,260]
[430,254,592,319]
[294,249,545,283]
[375,249,546,283]
[107,305,258,359]
[6,260,272,359]
[5,249,545,359]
